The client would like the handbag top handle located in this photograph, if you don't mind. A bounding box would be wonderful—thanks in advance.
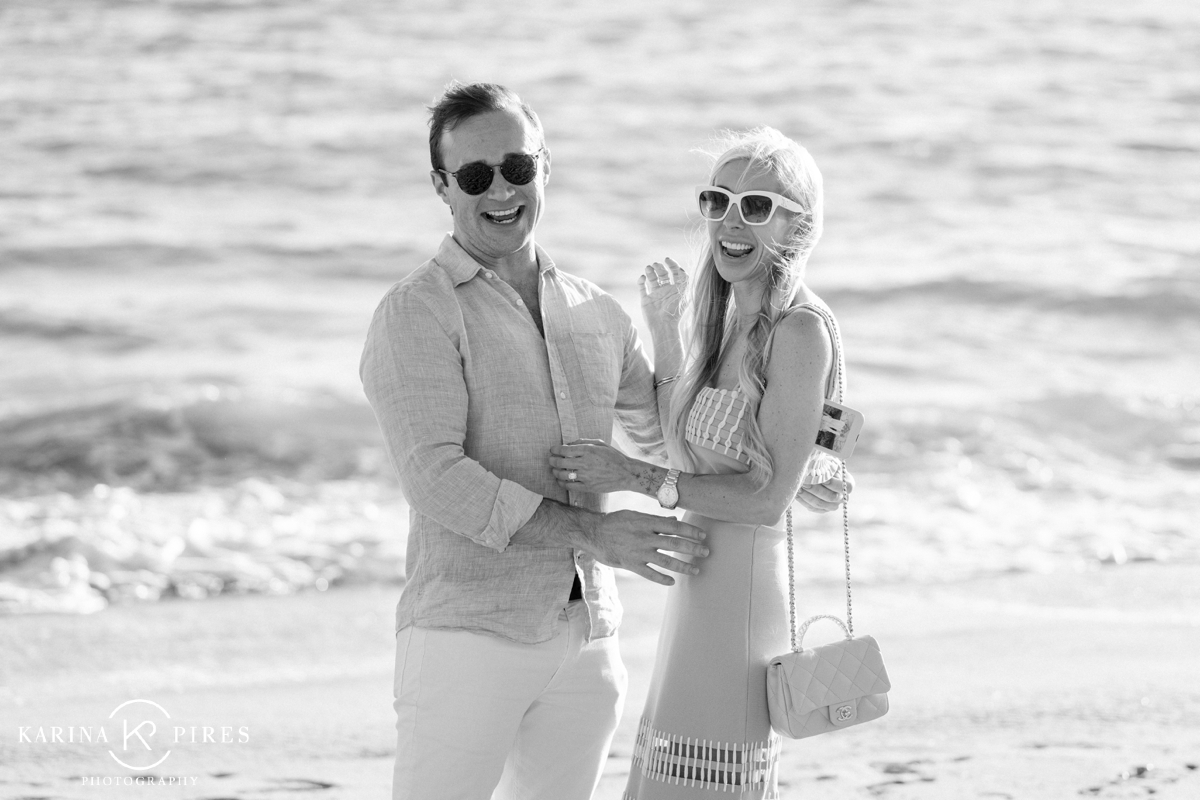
[795,614,852,648]
[785,302,853,652]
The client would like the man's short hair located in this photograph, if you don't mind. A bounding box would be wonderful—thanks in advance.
[428,81,544,176]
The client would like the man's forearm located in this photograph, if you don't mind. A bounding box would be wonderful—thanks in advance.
[511,498,709,587]
[509,498,599,550]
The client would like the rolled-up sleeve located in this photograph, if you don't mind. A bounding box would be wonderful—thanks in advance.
[360,288,542,552]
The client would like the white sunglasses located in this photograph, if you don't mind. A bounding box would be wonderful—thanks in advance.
[695,186,806,226]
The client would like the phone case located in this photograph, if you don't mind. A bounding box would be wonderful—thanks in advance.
[813,399,864,460]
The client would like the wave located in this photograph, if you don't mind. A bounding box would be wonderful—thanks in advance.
[851,389,1198,480]
[0,243,420,279]
[2,385,1195,614]
[0,476,409,615]
[0,244,215,272]
[0,309,156,351]
[0,389,404,615]
[0,389,387,495]
[827,276,1200,321]
[2,381,1193,500]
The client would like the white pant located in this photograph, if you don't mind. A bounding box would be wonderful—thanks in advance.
[392,601,627,800]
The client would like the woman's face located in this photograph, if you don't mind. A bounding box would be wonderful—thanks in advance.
[707,158,797,291]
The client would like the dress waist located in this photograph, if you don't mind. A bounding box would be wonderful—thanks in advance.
[682,510,785,537]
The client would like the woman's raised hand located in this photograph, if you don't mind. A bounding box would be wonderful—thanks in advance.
[639,257,689,330]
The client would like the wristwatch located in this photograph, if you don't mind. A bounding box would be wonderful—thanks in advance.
[656,469,681,510]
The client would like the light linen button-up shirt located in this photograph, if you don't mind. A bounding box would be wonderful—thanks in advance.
[360,235,664,644]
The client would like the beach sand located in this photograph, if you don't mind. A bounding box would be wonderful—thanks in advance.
[3,562,1198,800]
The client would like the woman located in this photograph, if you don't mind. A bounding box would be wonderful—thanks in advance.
[549,127,842,799]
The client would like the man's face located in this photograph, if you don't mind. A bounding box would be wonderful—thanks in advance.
[432,108,548,265]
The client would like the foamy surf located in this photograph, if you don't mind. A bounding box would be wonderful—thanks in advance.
[0,389,407,614]
[0,477,408,615]
[2,386,1196,614]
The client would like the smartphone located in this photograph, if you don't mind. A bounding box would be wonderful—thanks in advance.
[813,399,864,460]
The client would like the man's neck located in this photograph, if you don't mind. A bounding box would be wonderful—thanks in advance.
[455,236,540,284]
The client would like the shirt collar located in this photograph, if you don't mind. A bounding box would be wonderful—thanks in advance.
[436,234,558,286]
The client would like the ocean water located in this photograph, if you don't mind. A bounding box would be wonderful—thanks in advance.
[1,0,1198,612]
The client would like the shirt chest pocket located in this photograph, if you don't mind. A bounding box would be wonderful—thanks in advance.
[568,331,621,410]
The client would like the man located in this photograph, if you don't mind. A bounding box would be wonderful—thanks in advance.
[360,81,709,800]
[361,82,847,800]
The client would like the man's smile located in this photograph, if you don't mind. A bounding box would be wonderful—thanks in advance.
[483,206,524,225]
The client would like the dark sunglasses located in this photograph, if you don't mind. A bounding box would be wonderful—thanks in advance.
[439,150,545,195]
[695,186,806,226]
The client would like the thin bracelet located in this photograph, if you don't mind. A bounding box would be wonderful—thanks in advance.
[654,375,678,388]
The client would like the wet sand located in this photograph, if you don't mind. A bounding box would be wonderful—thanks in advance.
[3,563,1198,799]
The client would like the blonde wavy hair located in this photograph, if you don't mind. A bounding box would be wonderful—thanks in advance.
[666,127,824,486]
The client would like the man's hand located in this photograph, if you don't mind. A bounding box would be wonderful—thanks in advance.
[581,509,709,587]
[795,472,855,513]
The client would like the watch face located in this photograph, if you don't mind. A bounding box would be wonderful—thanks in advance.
[658,483,679,509]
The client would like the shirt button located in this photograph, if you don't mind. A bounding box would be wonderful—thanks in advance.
[572,499,580,506]
[559,391,567,399]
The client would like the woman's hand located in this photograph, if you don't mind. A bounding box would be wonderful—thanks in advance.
[550,440,644,495]
[639,258,689,332]
[795,471,855,513]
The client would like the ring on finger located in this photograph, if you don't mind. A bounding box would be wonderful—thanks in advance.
[567,471,578,482]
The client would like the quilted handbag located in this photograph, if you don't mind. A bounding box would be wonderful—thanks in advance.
[766,304,892,739]
[766,611,891,738]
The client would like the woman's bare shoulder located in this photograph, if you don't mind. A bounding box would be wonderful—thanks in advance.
[765,306,833,386]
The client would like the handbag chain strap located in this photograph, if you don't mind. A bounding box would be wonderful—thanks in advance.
[786,303,852,653]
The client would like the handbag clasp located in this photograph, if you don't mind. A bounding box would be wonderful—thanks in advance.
[831,701,857,726]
